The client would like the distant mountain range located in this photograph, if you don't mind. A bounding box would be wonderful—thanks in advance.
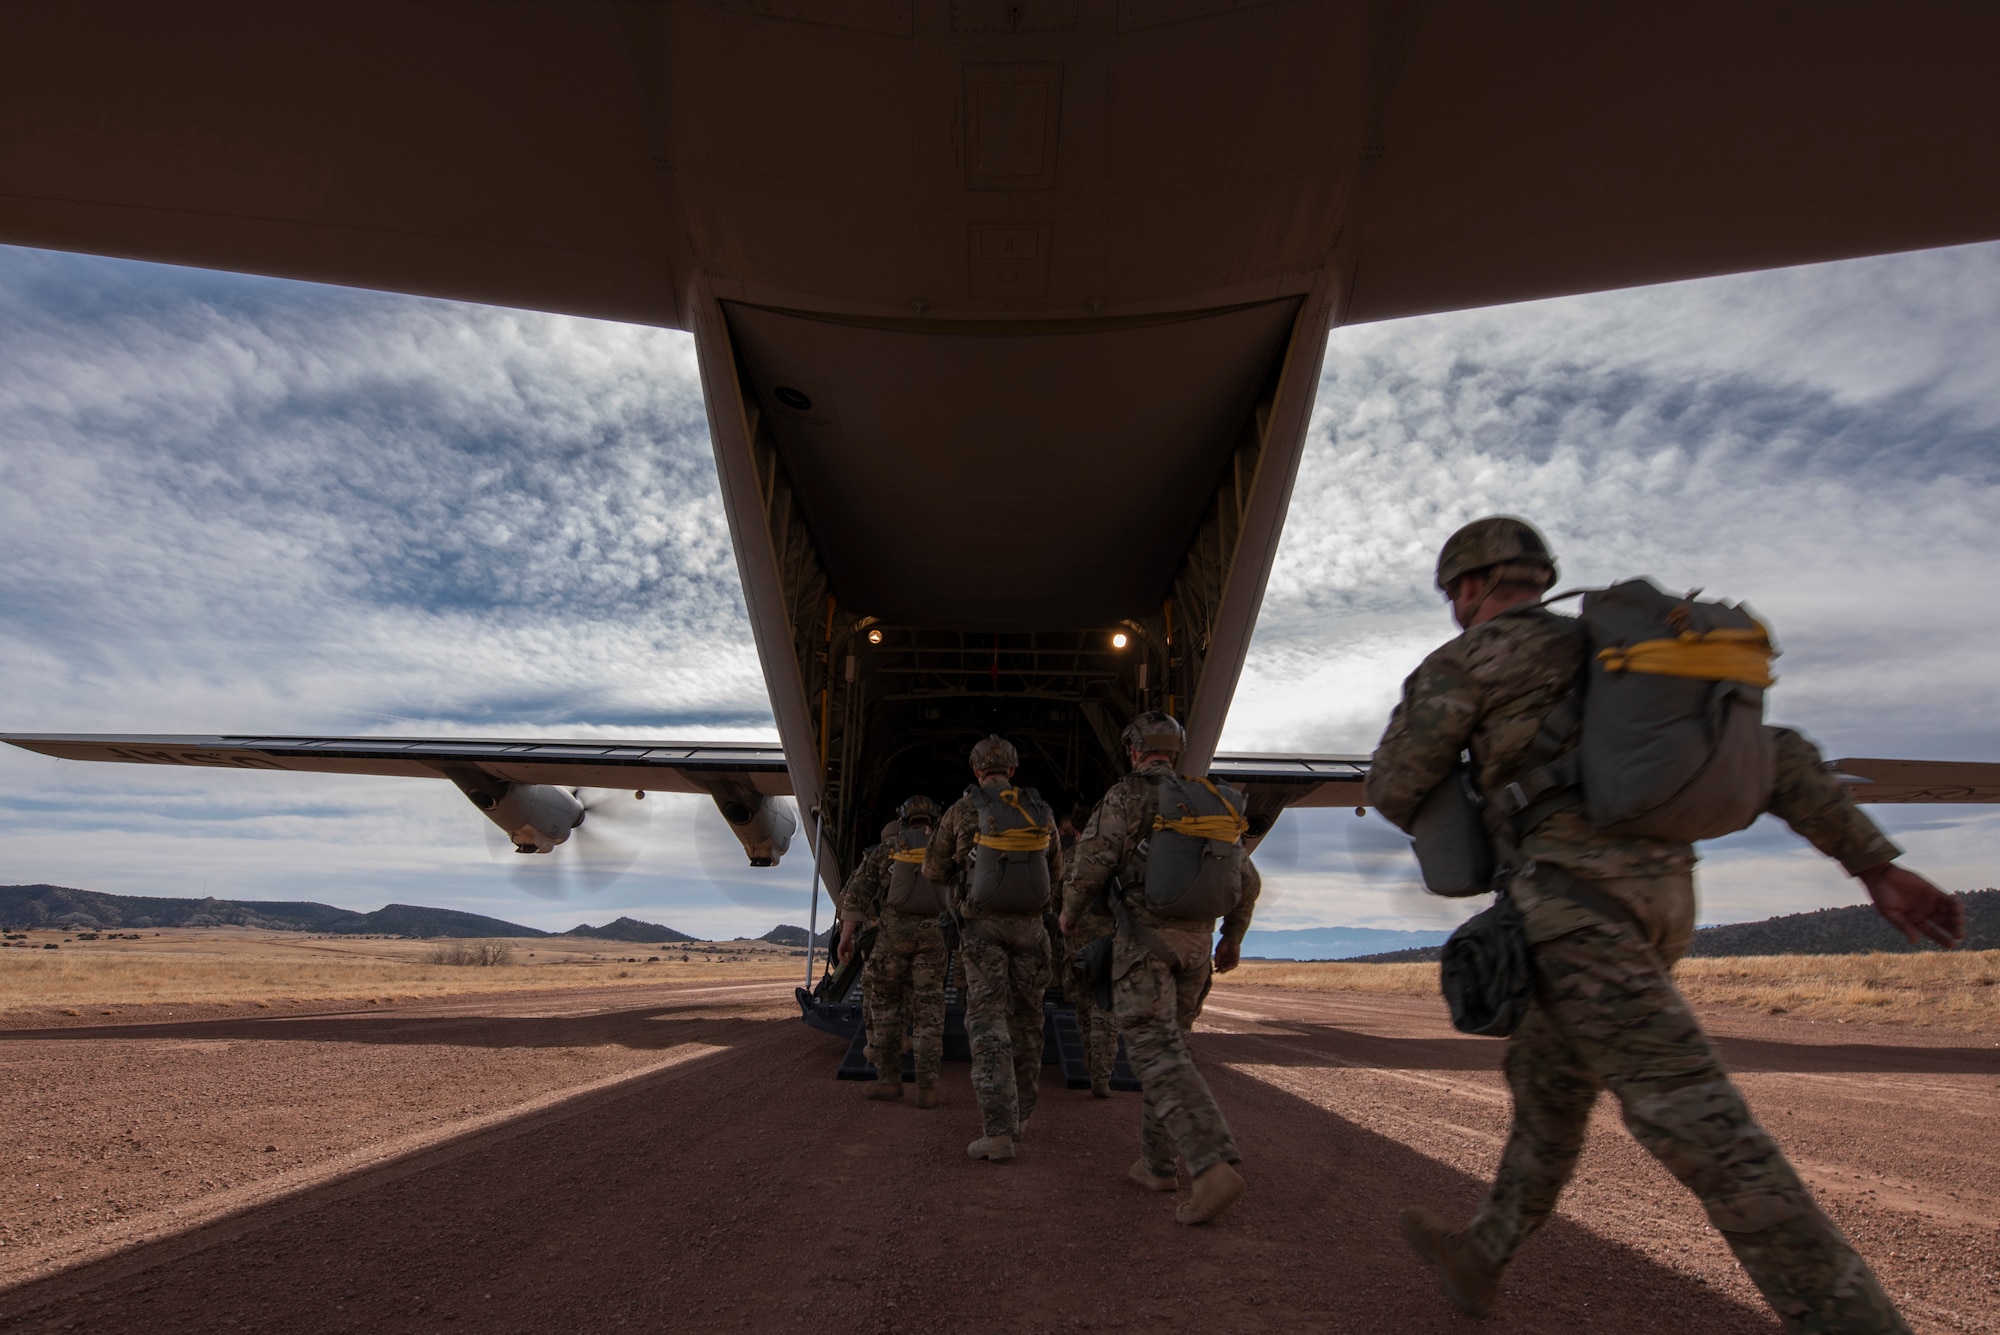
[0,884,542,938]
[1683,888,1998,957]
[560,916,696,944]
[1240,925,1452,961]
[759,924,831,947]
[1342,888,2000,963]
[0,885,723,943]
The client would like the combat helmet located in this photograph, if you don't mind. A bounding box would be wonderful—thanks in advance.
[968,734,1018,774]
[1121,711,1185,759]
[1434,516,1558,593]
[880,819,901,842]
[897,794,940,824]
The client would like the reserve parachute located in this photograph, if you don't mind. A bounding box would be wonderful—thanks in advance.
[965,783,1055,914]
[1141,774,1249,920]
[1496,578,1778,845]
[884,823,943,916]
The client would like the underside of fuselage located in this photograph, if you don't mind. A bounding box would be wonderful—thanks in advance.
[707,293,1320,868]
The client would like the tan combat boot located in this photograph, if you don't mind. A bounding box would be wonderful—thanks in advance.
[1176,1161,1245,1225]
[915,1080,942,1109]
[1128,1161,1177,1193]
[864,1080,902,1101]
[966,1134,1015,1162]
[1090,1075,1110,1099]
[1399,1208,1501,1316]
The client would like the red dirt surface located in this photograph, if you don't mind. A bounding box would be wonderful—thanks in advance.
[0,979,1994,1333]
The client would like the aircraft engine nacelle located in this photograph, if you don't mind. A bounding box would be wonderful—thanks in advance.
[710,790,796,866]
[441,768,582,853]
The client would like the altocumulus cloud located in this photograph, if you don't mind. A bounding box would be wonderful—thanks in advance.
[0,246,795,937]
[1,242,1996,937]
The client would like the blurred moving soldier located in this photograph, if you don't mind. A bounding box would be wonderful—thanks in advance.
[925,735,1062,1162]
[1370,515,1964,1330]
[1061,712,1260,1225]
[836,820,900,1077]
[840,799,949,1106]
[1058,801,1119,1097]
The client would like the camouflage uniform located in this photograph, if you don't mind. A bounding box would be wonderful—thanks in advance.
[839,834,946,1091]
[1063,762,1262,1179]
[1053,817,1119,1088]
[925,779,1062,1139]
[1368,606,1908,1334]
[1063,906,1120,1087]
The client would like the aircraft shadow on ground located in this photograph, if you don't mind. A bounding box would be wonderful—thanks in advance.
[7,1007,1992,1079]
[8,1004,1996,1077]
[1191,1018,2000,1077]
[0,1022,1785,1333]
[0,999,796,1055]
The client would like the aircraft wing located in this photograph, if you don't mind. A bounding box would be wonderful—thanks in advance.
[0,733,791,797]
[1831,759,2000,805]
[1209,754,1373,818]
[8,736,1994,820]
[1207,753,2000,827]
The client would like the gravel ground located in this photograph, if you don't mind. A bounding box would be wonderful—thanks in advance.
[0,978,1993,1333]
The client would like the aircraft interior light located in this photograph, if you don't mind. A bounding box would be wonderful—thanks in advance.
[1111,632,1128,649]
[867,628,883,644]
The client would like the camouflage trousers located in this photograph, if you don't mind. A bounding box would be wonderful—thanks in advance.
[1065,921,1119,1083]
[959,915,1051,1138]
[1112,926,1237,1179]
[1471,874,1907,1335]
[862,909,946,1089]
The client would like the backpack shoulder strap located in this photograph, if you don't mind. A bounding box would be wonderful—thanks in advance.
[1489,685,1585,841]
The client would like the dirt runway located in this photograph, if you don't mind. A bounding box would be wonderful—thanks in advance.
[1,979,1994,1333]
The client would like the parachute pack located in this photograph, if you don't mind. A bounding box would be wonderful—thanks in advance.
[1497,578,1778,844]
[965,783,1055,914]
[1140,773,1250,921]
[883,824,943,916]
[1415,578,1780,896]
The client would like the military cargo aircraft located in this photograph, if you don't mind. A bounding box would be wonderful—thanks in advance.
[5,4,2000,1048]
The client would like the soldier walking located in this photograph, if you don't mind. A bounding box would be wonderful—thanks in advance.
[1369,516,1964,1331]
[925,736,1062,1162]
[839,798,949,1106]
[1057,803,1119,1097]
[1061,712,1261,1225]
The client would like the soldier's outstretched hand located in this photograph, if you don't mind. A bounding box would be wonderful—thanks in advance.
[1213,939,1240,973]
[1857,863,1966,949]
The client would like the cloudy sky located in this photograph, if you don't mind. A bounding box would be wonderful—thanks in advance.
[2,241,1995,940]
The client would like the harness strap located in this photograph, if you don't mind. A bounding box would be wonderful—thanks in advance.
[1151,775,1249,841]
[972,785,1054,852]
[975,829,1052,852]
[889,849,927,864]
[1597,628,1775,686]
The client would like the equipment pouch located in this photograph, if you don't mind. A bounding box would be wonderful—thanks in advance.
[1440,891,1534,1037]
[1078,933,1115,1012]
[1411,761,1495,897]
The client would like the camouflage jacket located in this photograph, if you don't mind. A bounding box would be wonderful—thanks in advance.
[922,777,1064,920]
[836,840,895,922]
[1366,607,1900,879]
[1062,760,1264,945]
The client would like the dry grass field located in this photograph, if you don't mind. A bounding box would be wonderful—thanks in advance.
[1235,950,2000,1031]
[0,927,806,1016]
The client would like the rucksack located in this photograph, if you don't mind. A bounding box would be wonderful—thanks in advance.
[1140,774,1249,921]
[1410,761,1495,897]
[1495,579,1777,844]
[883,825,943,916]
[965,783,1055,914]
